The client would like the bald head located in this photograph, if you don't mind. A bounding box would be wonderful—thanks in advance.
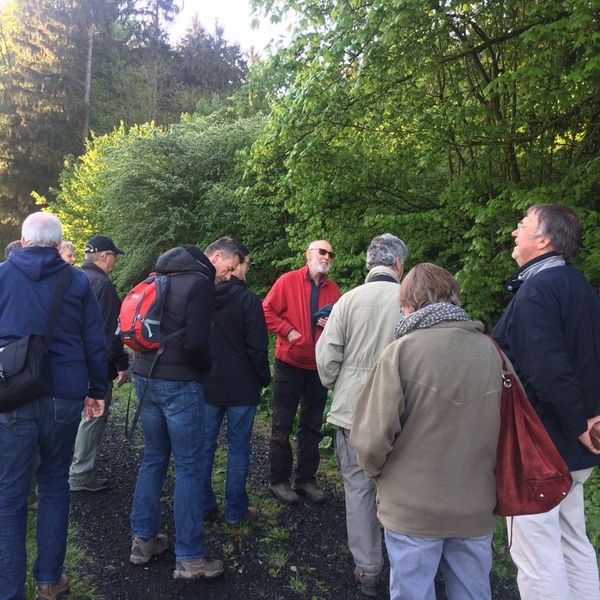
[306,239,335,278]
[21,212,62,248]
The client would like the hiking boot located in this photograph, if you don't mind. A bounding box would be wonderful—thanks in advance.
[69,476,110,492]
[354,567,381,598]
[173,557,224,580]
[293,481,326,503]
[129,533,169,565]
[227,506,259,525]
[35,573,69,600]
[269,482,300,505]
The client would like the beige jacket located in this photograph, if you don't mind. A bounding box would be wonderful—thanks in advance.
[350,320,502,538]
[316,265,403,430]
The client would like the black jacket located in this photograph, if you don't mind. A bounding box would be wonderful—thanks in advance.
[133,246,216,382]
[204,276,270,406]
[493,256,600,470]
[81,260,129,380]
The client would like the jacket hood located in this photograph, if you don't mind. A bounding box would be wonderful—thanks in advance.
[215,275,246,308]
[155,246,216,281]
[7,246,68,281]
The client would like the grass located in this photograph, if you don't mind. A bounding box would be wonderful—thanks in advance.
[25,512,99,600]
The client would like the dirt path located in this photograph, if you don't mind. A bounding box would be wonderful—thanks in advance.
[70,410,519,599]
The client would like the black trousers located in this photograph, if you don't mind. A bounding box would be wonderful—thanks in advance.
[269,359,328,485]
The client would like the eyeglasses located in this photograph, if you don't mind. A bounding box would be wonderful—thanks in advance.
[309,247,336,259]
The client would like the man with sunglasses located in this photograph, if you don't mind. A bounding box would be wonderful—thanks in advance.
[69,235,130,492]
[263,240,341,504]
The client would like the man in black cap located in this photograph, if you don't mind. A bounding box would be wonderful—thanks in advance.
[69,235,130,491]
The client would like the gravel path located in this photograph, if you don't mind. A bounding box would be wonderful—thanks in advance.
[69,409,520,599]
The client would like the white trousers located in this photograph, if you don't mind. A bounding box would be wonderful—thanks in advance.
[509,467,600,600]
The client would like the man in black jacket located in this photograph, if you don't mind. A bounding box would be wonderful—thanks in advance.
[493,204,600,599]
[202,243,271,525]
[69,235,130,492]
[129,239,240,581]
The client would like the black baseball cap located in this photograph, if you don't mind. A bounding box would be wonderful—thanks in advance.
[84,235,124,255]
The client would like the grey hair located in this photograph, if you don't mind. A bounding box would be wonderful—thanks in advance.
[365,233,409,270]
[204,236,243,259]
[21,212,62,247]
[59,240,75,253]
[528,204,581,260]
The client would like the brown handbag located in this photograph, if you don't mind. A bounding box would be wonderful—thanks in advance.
[490,339,572,516]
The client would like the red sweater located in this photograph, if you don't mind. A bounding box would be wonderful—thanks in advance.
[263,265,341,370]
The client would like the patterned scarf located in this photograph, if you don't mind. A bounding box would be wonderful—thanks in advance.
[394,302,471,339]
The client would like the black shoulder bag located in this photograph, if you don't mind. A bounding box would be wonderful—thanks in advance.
[0,267,73,412]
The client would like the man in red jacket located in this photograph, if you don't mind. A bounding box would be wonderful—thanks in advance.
[263,240,341,504]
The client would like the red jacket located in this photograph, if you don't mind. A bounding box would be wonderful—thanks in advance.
[263,265,341,370]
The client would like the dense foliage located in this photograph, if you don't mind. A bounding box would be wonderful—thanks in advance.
[0,0,248,241]
[4,0,600,324]
[246,0,600,323]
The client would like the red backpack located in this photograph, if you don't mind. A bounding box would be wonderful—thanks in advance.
[119,273,182,352]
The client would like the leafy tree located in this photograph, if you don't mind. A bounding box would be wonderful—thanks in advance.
[48,113,269,293]
[247,0,600,323]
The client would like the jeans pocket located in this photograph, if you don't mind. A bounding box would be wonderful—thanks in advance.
[53,397,83,424]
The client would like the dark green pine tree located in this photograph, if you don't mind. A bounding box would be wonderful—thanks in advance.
[0,0,87,237]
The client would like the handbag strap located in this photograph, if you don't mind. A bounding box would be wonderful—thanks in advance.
[43,267,73,350]
[489,336,508,371]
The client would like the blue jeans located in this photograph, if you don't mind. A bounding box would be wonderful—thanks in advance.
[0,396,82,600]
[130,377,206,561]
[201,403,256,523]
[384,529,493,600]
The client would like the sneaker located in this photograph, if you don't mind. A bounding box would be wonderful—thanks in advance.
[292,481,326,503]
[227,506,259,525]
[354,567,381,598]
[35,573,69,600]
[70,476,110,492]
[173,557,224,580]
[129,533,169,565]
[269,482,300,505]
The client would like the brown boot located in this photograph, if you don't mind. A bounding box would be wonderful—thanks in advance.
[35,573,69,600]
[173,557,224,580]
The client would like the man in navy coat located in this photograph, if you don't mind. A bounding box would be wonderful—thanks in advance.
[493,204,600,600]
[0,212,106,600]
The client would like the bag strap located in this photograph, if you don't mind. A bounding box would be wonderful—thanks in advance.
[489,336,508,372]
[43,267,73,350]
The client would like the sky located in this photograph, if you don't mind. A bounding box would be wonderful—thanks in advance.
[170,0,293,54]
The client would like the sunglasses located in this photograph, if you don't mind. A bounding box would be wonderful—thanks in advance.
[310,247,336,259]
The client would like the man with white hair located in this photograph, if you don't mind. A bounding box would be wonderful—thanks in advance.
[0,212,106,600]
[316,233,408,597]
[263,240,341,504]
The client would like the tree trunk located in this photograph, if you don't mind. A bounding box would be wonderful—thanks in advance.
[83,24,94,141]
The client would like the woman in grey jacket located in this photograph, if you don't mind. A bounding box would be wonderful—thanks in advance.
[351,263,504,600]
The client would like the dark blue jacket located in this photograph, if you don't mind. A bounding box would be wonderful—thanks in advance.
[493,258,600,470]
[204,276,270,406]
[0,246,107,401]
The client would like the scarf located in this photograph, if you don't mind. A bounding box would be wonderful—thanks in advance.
[394,302,471,339]
[504,252,566,293]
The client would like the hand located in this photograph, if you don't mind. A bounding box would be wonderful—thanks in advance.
[83,397,105,421]
[115,370,129,387]
[317,317,328,328]
[578,416,600,454]
[287,329,302,344]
